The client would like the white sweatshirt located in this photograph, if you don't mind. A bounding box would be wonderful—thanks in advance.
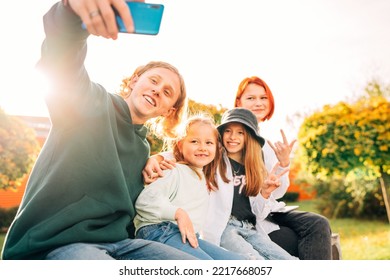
[160,143,290,245]
[134,164,209,234]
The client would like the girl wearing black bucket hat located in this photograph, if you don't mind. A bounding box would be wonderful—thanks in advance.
[202,108,297,260]
[234,76,332,260]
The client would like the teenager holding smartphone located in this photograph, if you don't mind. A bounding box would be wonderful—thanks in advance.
[1,0,195,260]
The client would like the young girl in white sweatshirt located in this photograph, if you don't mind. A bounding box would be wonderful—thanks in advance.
[133,115,246,260]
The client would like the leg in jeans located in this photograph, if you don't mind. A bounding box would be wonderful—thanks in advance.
[197,238,249,260]
[220,223,264,260]
[268,225,299,257]
[269,211,332,260]
[220,218,297,260]
[45,238,198,260]
[136,222,246,260]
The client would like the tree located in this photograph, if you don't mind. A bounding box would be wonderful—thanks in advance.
[0,109,40,190]
[187,99,227,125]
[297,86,390,222]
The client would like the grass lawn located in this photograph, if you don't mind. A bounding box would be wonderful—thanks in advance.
[1,200,389,260]
[296,200,390,260]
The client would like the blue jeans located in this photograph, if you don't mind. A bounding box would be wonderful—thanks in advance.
[136,222,248,260]
[45,238,197,260]
[220,217,298,260]
[268,210,332,260]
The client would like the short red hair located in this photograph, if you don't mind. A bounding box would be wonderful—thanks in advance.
[234,76,275,121]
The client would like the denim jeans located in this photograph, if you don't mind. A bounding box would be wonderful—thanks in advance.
[268,210,332,260]
[220,217,298,260]
[45,238,197,260]
[136,222,248,260]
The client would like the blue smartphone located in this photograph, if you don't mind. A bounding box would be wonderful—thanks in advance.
[116,2,164,35]
[82,2,164,35]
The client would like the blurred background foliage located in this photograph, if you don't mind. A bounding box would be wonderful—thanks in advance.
[293,79,390,222]
[0,108,40,190]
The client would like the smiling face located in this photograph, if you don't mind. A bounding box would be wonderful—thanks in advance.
[222,122,246,163]
[236,83,271,123]
[177,122,217,169]
[126,67,181,124]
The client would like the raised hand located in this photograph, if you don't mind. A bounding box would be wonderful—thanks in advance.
[67,0,144,39]
[267,129,297,168]
[261,162,289,199]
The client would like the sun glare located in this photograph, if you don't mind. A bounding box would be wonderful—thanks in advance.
[2,69,50,117]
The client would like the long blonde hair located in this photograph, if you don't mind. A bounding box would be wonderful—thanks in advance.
[242,131,267,196]
[119,61,187,139]
[171,114,228,191]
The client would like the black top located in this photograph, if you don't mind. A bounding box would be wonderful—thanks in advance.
[229,158,257,226]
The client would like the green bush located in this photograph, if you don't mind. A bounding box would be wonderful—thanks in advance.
[313,178,387,220]
[281,192,300,202]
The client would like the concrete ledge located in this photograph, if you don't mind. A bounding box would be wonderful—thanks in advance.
[331,233,342,260]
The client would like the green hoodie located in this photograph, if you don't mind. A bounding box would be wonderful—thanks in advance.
[1,2,148,259]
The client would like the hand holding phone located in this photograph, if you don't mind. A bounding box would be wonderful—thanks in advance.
[117,2,164,35]
[82,2,164,35]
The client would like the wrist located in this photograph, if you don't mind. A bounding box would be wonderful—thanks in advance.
[174,208,184,220]
[279,161,290,168]
[260,190,271,199]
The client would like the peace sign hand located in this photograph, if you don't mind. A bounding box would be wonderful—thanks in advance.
[261,162,289,199]
[267,129,297,168]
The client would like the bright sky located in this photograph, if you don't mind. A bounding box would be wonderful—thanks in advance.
[1,0,390,142]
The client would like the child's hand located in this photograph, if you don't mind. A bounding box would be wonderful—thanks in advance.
[175,208,198,248]
[261,163,289,199]
[267,129,296,167]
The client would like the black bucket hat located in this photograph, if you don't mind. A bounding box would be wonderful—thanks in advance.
[217,108,265,147]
